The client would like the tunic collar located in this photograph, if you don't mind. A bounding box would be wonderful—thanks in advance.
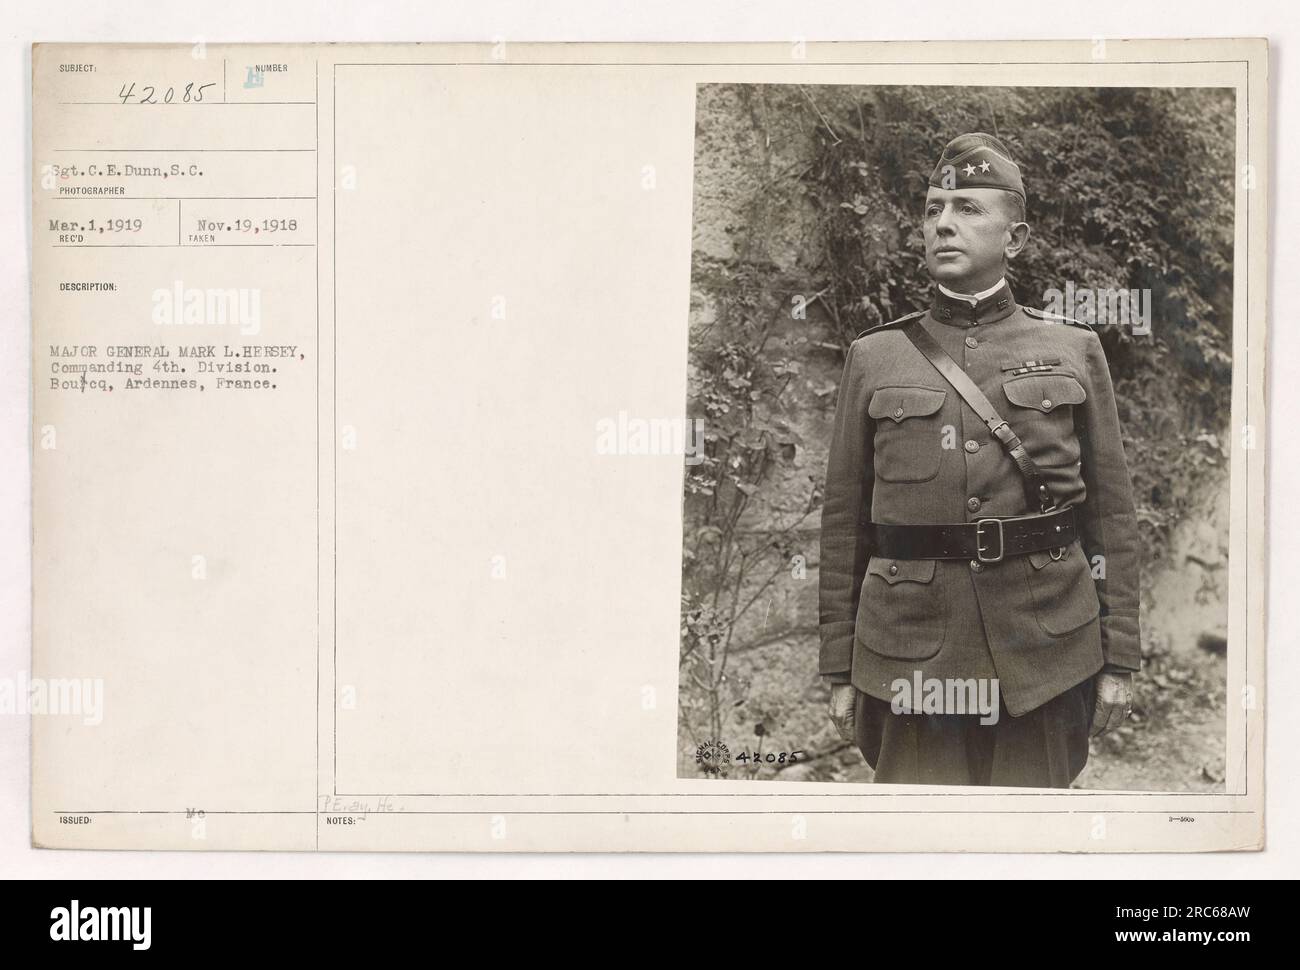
[938,277,1006,304]
[930,278,1018,327]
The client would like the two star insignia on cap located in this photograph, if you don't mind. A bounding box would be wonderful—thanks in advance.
[962,159,994,176]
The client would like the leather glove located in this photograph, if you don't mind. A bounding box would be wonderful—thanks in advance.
[1090,671,1133,738]
[828,683,857,742]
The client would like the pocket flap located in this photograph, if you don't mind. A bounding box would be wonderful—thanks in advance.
[1027,545,1071,570]
[1002,374,1087,412]
[868,386,946,423]
[867,556,937,585]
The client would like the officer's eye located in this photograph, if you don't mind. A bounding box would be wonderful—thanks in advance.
[925,205,942,217]
[960,203,978,215]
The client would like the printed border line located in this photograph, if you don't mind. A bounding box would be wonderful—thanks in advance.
[316,57,322,849]
[334,60,1246,68]
[57,809,1258,816]
[332,790,1243,798]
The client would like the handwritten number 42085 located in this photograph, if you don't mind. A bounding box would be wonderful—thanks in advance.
[734,751,804,766]
[118,82,217,105]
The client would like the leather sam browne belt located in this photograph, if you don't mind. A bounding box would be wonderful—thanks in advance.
[901,317,1056,514]
[869,315,1077,564]
[870,506,1078,563]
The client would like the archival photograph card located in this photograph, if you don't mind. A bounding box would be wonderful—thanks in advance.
[29,39,1267,852]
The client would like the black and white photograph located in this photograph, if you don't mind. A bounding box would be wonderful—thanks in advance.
[678,83,1236,790]
[6,3,1285,901]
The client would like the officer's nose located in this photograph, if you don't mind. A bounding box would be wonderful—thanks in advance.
[935,203,957,236]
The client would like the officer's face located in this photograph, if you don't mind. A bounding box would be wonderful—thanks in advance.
[922,187,1028,292]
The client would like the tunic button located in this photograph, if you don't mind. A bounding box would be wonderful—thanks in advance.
[888,564,898,575]
[964,439,979,453]
[894,406,904,418]
[965,336,978,349]
[1041,399,1052,410]
[967,497,981,512]
[969,560,984,573]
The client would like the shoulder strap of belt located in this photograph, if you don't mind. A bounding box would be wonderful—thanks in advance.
[901,318,1054,513]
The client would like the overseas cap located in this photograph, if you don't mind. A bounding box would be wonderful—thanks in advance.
[928,132,1025,202]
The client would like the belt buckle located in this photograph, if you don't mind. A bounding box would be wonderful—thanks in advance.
[975,518,1004,563]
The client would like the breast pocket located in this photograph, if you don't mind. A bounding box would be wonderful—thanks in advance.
[1002,374,1087,467]
[855,556,947,660]
[868,386,947,484]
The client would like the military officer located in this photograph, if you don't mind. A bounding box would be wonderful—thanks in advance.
[818,132,1141,787]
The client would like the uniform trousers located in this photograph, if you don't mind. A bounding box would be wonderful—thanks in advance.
[853,674,1096,788]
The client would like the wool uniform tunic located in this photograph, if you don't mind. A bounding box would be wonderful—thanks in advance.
[818,281,1142,718]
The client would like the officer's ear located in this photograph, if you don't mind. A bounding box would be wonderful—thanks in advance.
[1005,219,1030,259]
[1002,192,1030,258]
